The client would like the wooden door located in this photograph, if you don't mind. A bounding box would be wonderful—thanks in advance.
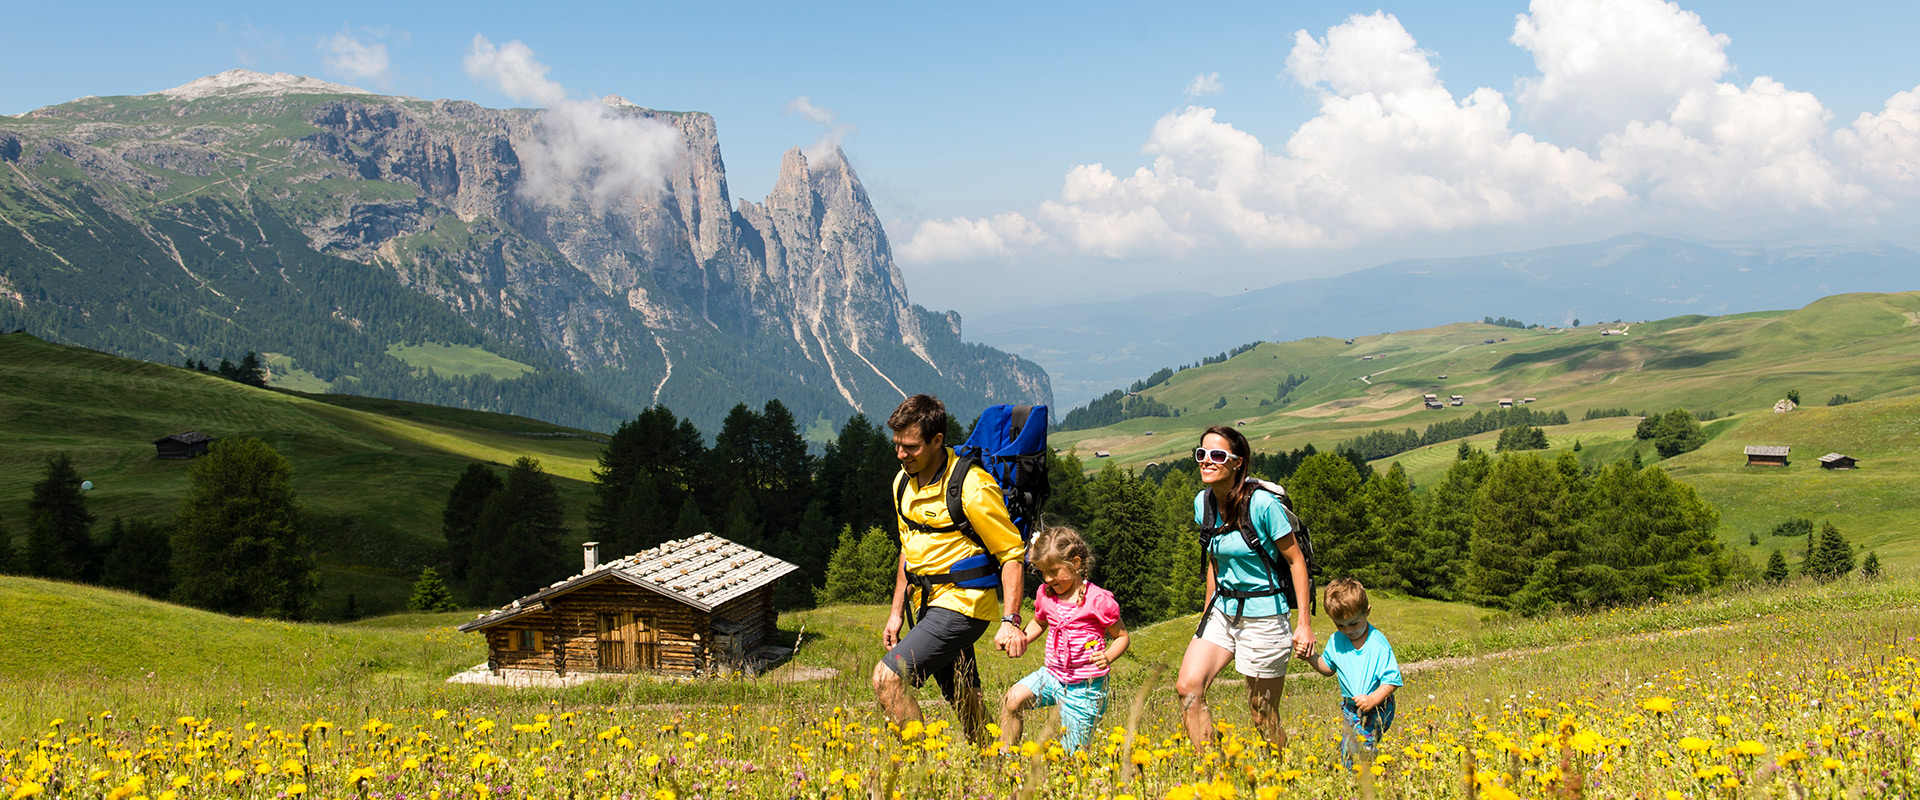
[597,613,658,670]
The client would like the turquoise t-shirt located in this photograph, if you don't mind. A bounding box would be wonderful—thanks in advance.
[1192,488,1295,618]
[1322,625,1403,700]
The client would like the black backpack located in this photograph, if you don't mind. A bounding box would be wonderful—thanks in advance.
[1194,478,1318,637]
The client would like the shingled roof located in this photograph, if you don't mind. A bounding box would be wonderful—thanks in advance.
[457,533,799,632]
[152,431,214,445]
[1744,445,1790,457]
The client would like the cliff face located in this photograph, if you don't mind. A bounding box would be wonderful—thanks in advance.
[0,70,1048,430]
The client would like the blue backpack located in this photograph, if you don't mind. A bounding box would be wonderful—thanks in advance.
[892,404,1051,622]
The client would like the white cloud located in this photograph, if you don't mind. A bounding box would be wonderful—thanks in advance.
[898,0,1920,271]
[899,212,1045,263]
[1185,72,1223,97]
[1835,85,1920,193]
[1512,0,1729,147]
[784,96,856,165]
[463,35,682,209]
[320,30,391,84]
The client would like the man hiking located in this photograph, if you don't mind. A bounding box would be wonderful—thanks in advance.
[872,394,1028,744]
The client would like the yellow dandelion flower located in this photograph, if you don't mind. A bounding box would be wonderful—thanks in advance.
[287,784,307,796]
[10,783,44,800]
[1678,737,1713,753]
[651,791,675,800]
[1731,740,1766,756]
[1777,749,1806,766]
[1821,758,1844,772]
[1130,748,1152,765]
[90,770,113,783]
[900,720,923,742]
[222,769,245,785]
[1642,697,1675,713]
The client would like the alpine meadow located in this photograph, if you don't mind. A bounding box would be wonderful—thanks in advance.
[7,4,1920,796]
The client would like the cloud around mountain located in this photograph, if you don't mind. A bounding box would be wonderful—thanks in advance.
[899,0,1920,275]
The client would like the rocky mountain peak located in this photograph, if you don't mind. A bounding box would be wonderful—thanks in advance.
[156,69,374,100]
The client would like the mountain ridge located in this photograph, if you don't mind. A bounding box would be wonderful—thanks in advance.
[981,233,1920,410]
[0,71,1048,432]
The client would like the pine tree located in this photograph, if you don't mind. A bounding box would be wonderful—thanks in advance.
[1652,409,1705,458]
[1287,452,1367,577]
[670,496,710,542]
[465,456,569,607]
[408,567,460,612]
[1763,550,1789,582]
[816,526,899,605]
[27,453,95,581]
[1411,446,1491,600]
[441,462,502,581]
[1355,462,1418,593]
[1800,521,1855,582]
[0,518,15,574]
[1044,450,1092,529]
[171,438,315,619]
[1463,453,1562,609]
[720,485,763,549]
[1089,463,1162,624]
[236,351,267,387]
[1861,551,1882,581]
[98,517,174,599]
[1152,468,1205,618]
[341,593,361,621]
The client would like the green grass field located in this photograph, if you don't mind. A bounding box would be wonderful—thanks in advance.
[384,343,535,381]
[3,573,1915,798]
[1059,292,1920,569]
[0,333,605,615]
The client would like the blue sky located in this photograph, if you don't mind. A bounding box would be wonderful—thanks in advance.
[5,0,1918,316]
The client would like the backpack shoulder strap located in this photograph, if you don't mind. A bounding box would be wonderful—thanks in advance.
[945,453,986,554]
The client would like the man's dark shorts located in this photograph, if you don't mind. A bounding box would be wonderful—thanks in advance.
[881,607,992,702]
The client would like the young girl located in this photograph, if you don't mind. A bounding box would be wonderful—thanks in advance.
[999,526,1130,754]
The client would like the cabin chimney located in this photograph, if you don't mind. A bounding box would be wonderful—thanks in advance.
[583,541,600,572]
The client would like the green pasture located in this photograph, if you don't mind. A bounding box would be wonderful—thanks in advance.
[3,570,1915,756]
[384,343,535,381]
[1058,292,1920,569]
[0,333,605,613]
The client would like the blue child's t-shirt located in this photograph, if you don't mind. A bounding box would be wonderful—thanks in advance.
[1322,625,1403,700]
[1192,489,1295,618]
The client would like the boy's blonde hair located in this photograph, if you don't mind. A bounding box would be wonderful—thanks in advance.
[1324,578,1369,620]
[1029,525,1094,577]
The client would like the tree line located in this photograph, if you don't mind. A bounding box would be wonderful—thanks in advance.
[3,444,317,619]
[1338,406,1571,461]
[819,437,1760,625]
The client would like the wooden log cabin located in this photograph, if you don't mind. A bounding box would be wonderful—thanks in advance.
[153,431,214,459]
[457,533,799,677]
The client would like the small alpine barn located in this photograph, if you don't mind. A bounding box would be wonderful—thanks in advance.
[458,533,799,677]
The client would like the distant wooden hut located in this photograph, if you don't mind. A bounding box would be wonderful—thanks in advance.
[1498,398,1514,409]
[458,534,798,677]
[1449,395,1465,406]
[1522,397,1536,404]
[1818,453,1858,470]
[1423,393,1443,410]
[153,431,213,459]
[1094,451,1111,458]
[1744,446,1790,467]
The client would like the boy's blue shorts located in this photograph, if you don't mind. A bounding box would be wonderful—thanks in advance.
[1015,669,1108,752]
[1340,697,1396,768]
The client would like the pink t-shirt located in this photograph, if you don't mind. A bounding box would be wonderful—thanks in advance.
[1036,581,1122,683]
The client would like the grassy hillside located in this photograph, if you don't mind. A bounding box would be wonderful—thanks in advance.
[4,573,1916,798]
[0,333,605,615]
[1058,292,1920,564]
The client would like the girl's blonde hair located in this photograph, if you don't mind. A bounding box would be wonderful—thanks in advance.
[1028,525,1094,577]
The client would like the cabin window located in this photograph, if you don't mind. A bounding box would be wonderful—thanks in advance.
[516,629,543,651]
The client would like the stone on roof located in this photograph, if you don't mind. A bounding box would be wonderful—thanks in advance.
[457,533,799,631]
[1744,445,1790,457]
[153,431,214,445]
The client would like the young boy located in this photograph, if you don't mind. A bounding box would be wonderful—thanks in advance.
[1301,578,1403,768]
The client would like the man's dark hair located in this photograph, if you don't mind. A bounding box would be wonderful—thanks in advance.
[888,394,948,443]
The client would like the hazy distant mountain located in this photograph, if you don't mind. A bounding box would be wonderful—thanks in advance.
[0,69,1047,432]
[976,234,1920,410]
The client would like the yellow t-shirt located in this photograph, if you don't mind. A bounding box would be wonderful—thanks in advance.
[896,447,1026,621]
